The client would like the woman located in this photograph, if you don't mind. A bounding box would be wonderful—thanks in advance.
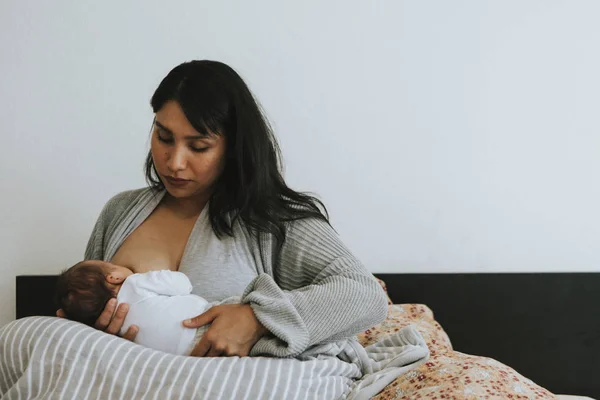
[59,60,388,358]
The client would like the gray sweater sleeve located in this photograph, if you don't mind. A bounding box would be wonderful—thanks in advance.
[83,189,148,260]
[241,217,389,357]
[83,199,112,260]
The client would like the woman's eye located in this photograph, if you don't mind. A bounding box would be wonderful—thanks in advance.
[157,133,172,143]
[156,131,207,152]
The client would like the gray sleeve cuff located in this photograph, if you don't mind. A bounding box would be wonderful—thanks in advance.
[241,274,309,357]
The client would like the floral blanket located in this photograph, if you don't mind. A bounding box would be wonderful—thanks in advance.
[362,280,557,400]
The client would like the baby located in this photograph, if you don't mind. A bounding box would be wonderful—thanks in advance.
[55,260,229,356]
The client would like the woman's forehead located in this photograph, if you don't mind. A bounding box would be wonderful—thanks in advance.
[155,100,221,139]
[154,119,216,141]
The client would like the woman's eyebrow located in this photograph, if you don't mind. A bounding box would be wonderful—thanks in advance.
[155,120,211,139]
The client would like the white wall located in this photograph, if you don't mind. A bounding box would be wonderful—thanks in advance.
[1,0,599,326]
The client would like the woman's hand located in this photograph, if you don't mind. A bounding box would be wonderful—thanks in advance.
[184,304,268,357]
[56,298,139,341]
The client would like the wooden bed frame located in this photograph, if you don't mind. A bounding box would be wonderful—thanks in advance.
[15,272,600,398]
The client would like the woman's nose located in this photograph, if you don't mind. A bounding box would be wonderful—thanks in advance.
[166,147,187,172]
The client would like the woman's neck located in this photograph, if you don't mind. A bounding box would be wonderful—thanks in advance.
[162,192,209,219]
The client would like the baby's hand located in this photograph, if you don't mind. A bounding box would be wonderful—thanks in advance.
[95,298,139,340]
[57,299,139,341]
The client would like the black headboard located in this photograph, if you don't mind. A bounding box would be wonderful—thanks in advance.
[16,273,600,398]
[377,273,599,399]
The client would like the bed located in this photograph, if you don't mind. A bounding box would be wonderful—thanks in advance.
[9,272,600,399]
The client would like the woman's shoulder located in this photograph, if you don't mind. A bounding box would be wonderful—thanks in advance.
[276,215,337,245]
[105,187,155,204]
[100,187,160,219]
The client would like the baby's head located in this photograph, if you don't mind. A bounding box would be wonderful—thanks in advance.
[55,260,133,326]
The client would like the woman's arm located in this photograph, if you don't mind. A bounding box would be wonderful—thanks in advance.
[57,191,140,339]
[242,217,389,357]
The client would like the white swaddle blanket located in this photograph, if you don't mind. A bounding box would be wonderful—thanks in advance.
[115,270,215,356]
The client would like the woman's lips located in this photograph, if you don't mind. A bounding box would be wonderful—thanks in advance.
[165,176,191,187]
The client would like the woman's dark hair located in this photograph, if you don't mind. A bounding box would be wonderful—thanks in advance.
[55,262,115,327]
[145,60,329,245]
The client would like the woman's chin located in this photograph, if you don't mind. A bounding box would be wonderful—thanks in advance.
[165,186,194,198]
[164,185,207,202]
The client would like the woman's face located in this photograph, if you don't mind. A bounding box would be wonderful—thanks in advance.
[151,100,227,200]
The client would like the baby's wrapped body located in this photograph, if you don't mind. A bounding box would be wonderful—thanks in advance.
[56,261,234,356]
[116,270,228,356]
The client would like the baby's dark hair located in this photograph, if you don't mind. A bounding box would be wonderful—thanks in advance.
[55,261,115,327]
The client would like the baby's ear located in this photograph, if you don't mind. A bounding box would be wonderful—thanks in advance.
[106,273,125,284]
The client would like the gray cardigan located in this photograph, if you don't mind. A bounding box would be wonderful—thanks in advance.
[84,188,388,357]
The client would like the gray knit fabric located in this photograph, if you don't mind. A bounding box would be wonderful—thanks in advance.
[84,188,389,357]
